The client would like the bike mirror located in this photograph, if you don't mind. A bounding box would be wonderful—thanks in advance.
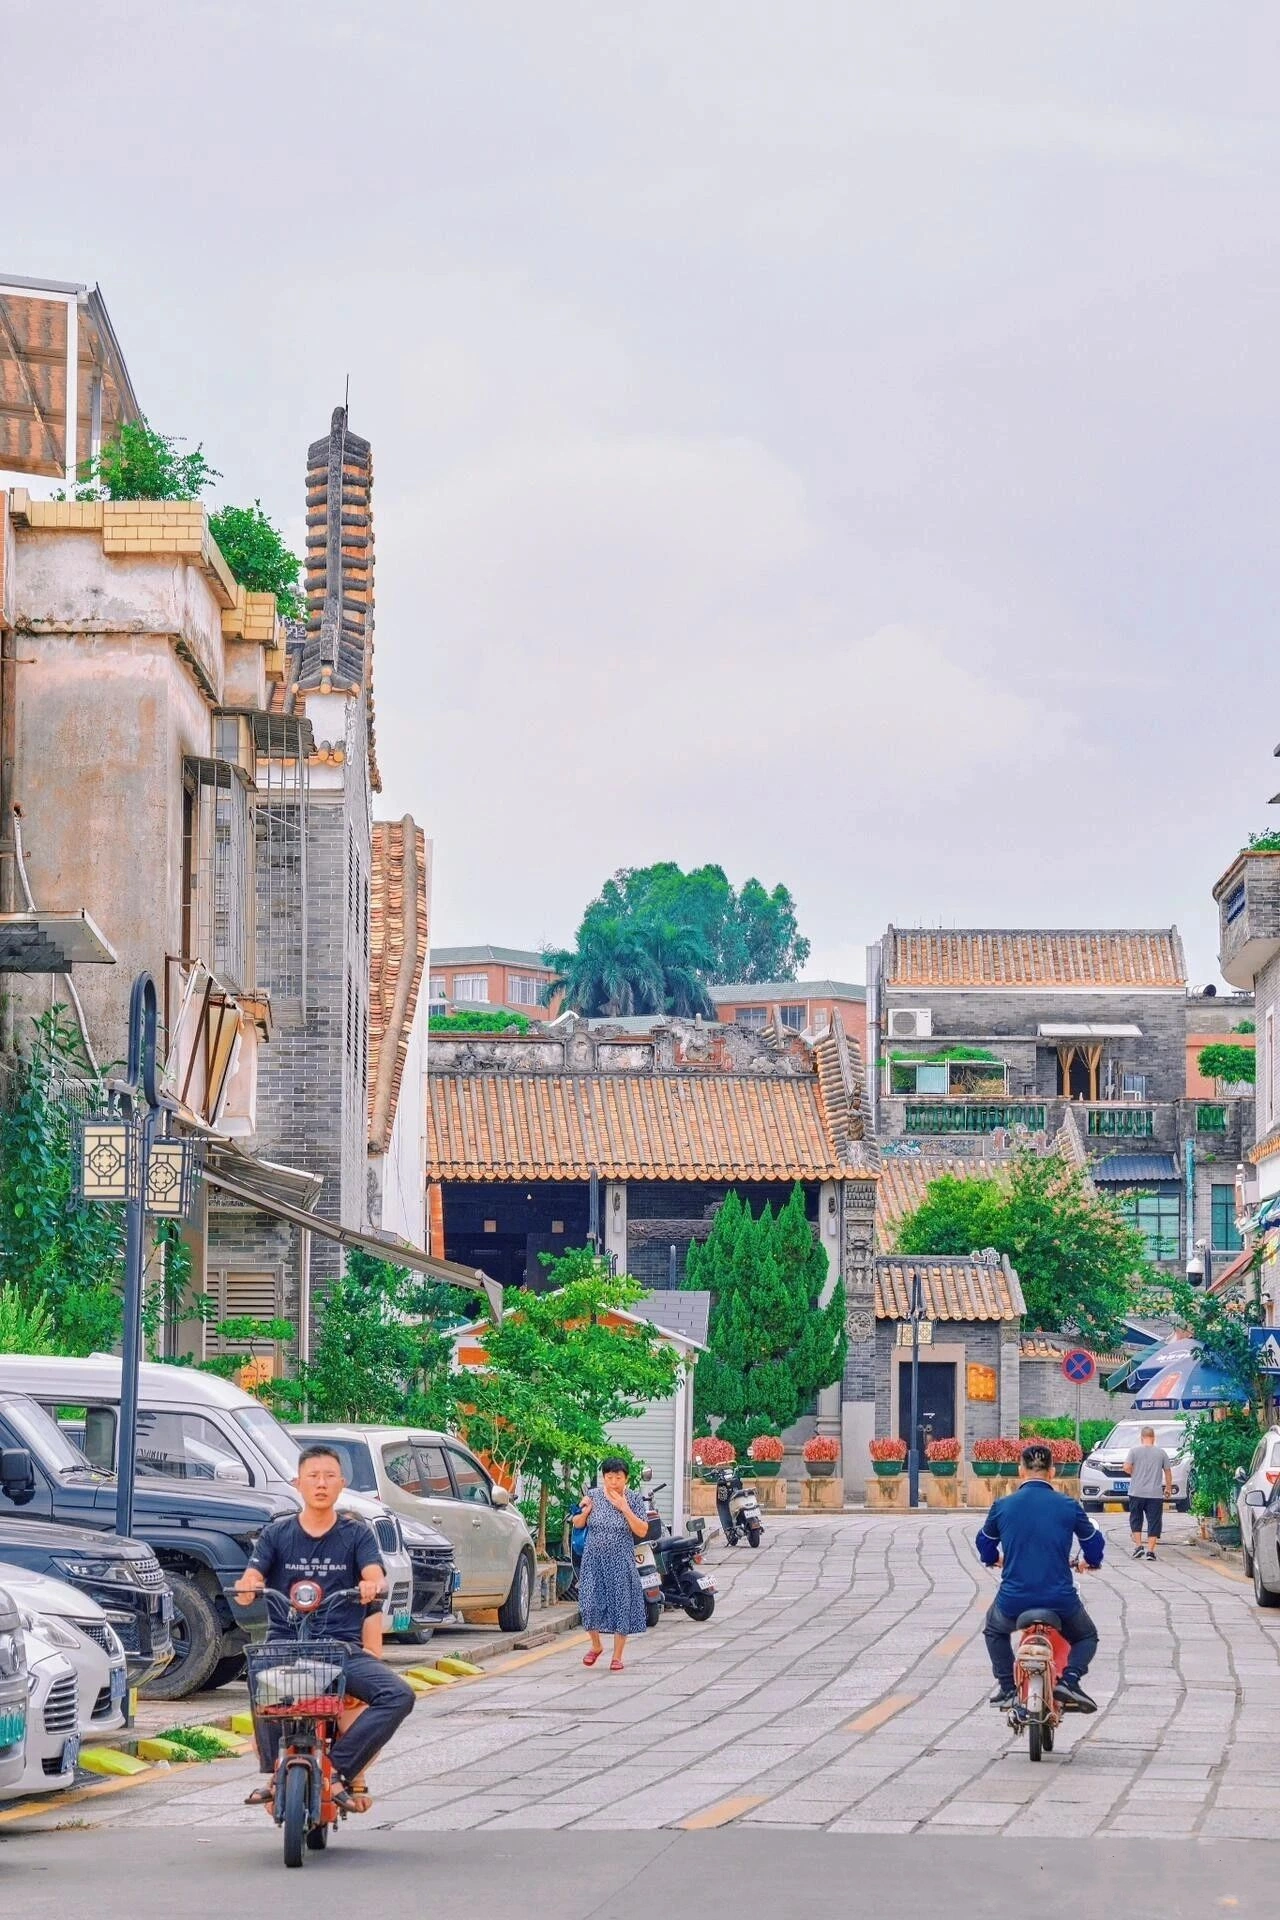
[641,1467,653,1483]
[289,1579,324,1612]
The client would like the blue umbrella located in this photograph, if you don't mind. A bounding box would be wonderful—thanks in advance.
[1122,1341,1197,1391]
[1134,1352,1244,1411]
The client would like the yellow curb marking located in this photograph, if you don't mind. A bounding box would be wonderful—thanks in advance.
[845,1691,917,1734]
[1193,1558,1250,1586]
[0,1764,197,1826]
[479,1632,588,1678]
[679,1794,767,1830]
[932,1632,970,1659]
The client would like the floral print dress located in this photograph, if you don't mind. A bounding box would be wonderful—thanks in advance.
[577,1486,648,1637]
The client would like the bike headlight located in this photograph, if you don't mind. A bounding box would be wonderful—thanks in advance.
[52,1557,142,1588]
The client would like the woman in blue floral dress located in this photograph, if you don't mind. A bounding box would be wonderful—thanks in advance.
[572,1457,651,1670]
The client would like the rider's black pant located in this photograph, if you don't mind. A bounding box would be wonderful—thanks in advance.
[984,1602,1098,1689]
[255,1650,415,1785]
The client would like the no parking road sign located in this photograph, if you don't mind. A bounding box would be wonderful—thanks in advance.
[1061,1348,1096,1385]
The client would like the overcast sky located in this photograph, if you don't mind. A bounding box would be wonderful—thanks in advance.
[7,4,1279,984]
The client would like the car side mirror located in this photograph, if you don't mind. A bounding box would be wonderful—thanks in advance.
[490,1485,510,1508]
[1234,1467,1247,1483]
[1244,1488,1268,1507]
[0,1448,34,1500]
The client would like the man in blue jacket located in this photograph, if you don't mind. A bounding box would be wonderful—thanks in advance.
[975,1441,1105,1713]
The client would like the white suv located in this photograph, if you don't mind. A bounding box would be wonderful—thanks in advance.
[1080,1419,1192,1512]
[1236,1426,1280,1576]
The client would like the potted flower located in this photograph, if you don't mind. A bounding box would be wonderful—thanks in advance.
[692,1436,736,1481]
[970,1436,1005,1479]
[747,1435,785,1480]
[1050,1437,1083,1479]
[869,1436,908,1478]
[803,1435,840,1479]
[925,1436,962,1478]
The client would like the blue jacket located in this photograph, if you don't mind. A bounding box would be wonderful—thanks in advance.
[975,1480,1104,1617]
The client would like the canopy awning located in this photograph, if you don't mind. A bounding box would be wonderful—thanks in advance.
[203,1155,503,1320]
[0,909,116,972]
[0,275,140,481]
[1092,1153,1180,1184]
[1037,1023,1143,1039]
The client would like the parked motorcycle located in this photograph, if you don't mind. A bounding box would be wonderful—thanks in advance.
[634,1531,665,1630]
[714,1464,763,1549]
[643,1482,717,1621]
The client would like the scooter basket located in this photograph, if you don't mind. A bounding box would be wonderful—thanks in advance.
[247,1641,349,1720]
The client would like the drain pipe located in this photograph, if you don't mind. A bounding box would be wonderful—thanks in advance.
[11,806,99,1074]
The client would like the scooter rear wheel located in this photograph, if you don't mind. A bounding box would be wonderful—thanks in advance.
[645,1597,664,1629]
[685,1593,715,1622]
[746,1524,763,1549]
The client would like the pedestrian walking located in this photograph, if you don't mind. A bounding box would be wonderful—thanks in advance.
[1126,1424,1175,1562]
[571,1457,651,1671]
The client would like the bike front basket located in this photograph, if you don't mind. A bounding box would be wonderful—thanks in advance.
[246,1640,349,1720]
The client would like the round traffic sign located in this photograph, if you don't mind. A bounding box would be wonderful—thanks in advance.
[1061,1348,1096,1384]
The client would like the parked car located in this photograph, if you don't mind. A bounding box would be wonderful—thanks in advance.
[0,1584,28,1795]
[0,1616,77,1800]
[1,1567,128,1738]
[0,1515,170,1693]
[2,1355,423,1644]
[1241,1474,1280,1607]
[0,1389,295,1698]
[1080,1419,1192,1512]
[1235,1426,1280,1576]
[396,1516,460,1643]
[294,1425,537,1632]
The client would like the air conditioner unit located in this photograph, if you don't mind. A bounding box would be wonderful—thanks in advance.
[888,1007,932,1039]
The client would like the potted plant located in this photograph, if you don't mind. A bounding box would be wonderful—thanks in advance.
[869,1436,908,1478]
[970,1436,1005,1479]
[803,1435,840,1478]
[747,1435,785,1479]
[1050,1437,1083,1479]
[996,1437,1023,1477]
[925,1436,962,1477]
[1186,1406,1258,1547]
[692,1436,736,1481]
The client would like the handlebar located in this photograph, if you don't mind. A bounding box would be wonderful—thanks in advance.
[233,1584,373,1632]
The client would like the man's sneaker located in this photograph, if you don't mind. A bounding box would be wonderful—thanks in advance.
[1054,1675,1098,1714]
[989,1685,1017,1709]
[1132,1545,1146,1559]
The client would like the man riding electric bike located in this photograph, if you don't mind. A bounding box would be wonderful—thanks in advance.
[975,1441,1105,1715]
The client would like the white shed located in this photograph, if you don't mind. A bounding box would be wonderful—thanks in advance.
[607,1292,709,1534]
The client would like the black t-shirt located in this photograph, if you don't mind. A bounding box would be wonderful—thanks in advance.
[247,1513,384,1644]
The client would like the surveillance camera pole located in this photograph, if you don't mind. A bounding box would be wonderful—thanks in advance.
[116,973,163,1545]
[908,1269,923,1510]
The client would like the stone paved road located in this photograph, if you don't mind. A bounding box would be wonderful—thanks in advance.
[28,1512,1279,1840]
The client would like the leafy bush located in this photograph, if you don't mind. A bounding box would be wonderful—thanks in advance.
[208,501,302,619]
[155,1726,227,1762]
[1234,1020,1256,1035]
[1186,1407,1259,1519]
[1048,1437,1083,1464]
[0,1287,59,1355]
[925,1435,962,1463]
[1197,1043,1255,1087]
[1246,832,1280,852]
[748,1434,785,1462]
[429,1010,532,1034]
[692,1436,736,1470]
[1021,1417,1114,1454]
[70,418,219,501]
[802,1434,840,1464]
[971,1436,1008,1463]
[869,1436,907,1462]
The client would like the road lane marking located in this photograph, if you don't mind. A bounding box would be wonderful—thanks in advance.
[679,1794,767,1829]
[932,1632,970,1659]
[845,1692,917,1733]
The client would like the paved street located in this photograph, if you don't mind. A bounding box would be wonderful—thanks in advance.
[7,1508,1276,1848]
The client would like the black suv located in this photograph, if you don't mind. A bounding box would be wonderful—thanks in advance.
[0,1506,172,1691]
[0,1394,294,1698]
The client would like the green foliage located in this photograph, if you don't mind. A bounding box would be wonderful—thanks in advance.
[1234,1020,1256,1034]
[462,1248,681,1554]
[281,1250,465,1426]
[546,862,810,1015]
[896,1150,1147,1347]
[1185,1406,1259,1519]
[1021,1416,1114,1454]
[0,1008,125,1352]
[1246,832,1280,852]
[1196,1042,1255,1086]
[1163,1278,1261,1398]
[69,417,219,501]
[429,1010,532,1034]
[208,501,302,619]
[155,1726,227,1761]
[685,1185,845,1453]
[890,1046,1000,1064]
[0,1287,59,1355]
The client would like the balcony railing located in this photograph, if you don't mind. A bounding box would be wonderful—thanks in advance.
[1196,1105,1228,1132]
[905,1103,1046,1135]
[1087,1106,1154,1138]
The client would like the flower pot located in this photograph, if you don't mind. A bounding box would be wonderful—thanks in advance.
[1213,1521,1242,1548]
[872,1461,905,1478]
[927,1462,958,1477]
[971,1461,1001,1478]
[806,1459,837,1478]
[1055,1463,1081,1479]
[748,1460,781,1479]
[999,1464,1020,1477]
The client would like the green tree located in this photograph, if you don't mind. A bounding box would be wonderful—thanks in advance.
[685,1185,845,1452]
[1196,1043,1256,1087]
[69,417,219,501]
[279,1250,467,1425]
[461,1249,681,1555]
[208,501,302,619]
[895,1150,1147,1347]
[545,915,663,1017]
[0,1288,59,1355]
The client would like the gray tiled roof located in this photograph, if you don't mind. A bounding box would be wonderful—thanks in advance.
[632,1291,711,1348]
[710,979,865,1004]
[430,945,551,969]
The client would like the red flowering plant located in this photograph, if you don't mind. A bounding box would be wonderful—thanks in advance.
[1049,1437,1083,1466]
[747,1435,785,1463]
[868,1436,908,1463]
[925,1436,963,1463]
[692,1436,736,1475]
[970,1437,1008,1463]
[803,1435,841,1464]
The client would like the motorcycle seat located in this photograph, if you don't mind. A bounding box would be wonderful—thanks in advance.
[1014,1609,1062,1632]
[655,1534,703,1554]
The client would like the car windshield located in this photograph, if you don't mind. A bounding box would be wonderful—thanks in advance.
[232,1406,303,1481]
[298,1435,378,1493]
[2,1394,97,1475]
[1098,1422,1184,1455]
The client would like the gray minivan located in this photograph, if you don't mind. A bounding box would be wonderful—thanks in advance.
[0,1582,28,1794]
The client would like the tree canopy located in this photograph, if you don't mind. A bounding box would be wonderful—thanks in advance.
[546,862,810,1017]
[895,1150,1148,1347]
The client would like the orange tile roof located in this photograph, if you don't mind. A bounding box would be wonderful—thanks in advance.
[875,1255,1025,1321]
[426,1071,847,1182]
[1019,1334,1127,1367]
[368,816,428,1152]
[885,928,1186,989]
[874,1153,1006,1249]
[1250,1123,1280,1166]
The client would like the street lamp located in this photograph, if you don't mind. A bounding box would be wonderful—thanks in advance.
[907,1269,924,1511]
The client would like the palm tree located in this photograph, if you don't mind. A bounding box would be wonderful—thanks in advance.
[545,917,662,1016]
[641,920,717,1019]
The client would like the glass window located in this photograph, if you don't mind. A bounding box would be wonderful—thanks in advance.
[454,973,490,1003]
[780,1004,806,1031]
[128,1410,250,1482]
[446,1447,493,1505]
[1211,1184,1244,1253]
[295,1434,376,1491]
[414,1444,456,1499]
[1117,1191,1180,1263]
[429,974,447,1002]
[507,974,543,1007]
[914,1063,947,1095]
[382,1444,424,1494]
[736,1006,767,1030]
[234,1407,302,1482]
[3,1395,91,1473]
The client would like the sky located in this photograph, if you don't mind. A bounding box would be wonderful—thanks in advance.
[6,3,1279,985]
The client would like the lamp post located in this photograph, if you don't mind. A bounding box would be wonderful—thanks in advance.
[907,1269,923,1511]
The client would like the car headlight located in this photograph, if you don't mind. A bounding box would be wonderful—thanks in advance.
[102,1622,126,1661]
[19,1611,80,1652]
[0,1629,25,1678]
[52,1557,142,1588]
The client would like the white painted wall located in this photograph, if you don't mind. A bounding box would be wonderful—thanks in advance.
[372,982,427,1248]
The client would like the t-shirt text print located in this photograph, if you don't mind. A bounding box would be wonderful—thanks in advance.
[248,1514,385,1644]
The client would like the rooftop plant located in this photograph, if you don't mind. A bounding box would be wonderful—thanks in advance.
[429,1010,533,1035]
[68,417,219,501]
[1246,831,1280,853]
[1197,1043,1255,1087]
[208,501,302,619]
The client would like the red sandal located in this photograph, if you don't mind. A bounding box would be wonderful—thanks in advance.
[583,1648,602,1666]
[610,1658,625,1672]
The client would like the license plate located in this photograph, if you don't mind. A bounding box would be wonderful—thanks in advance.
[1111,1481,1130,1494]
[110,1667,127,1708]
[451,1570,462,1591]
[0,1707,24,1747]
[159,1591,174,1623]
[59,1735,81,1776]
[741,1500,760,1517]
[696,1576,715,1591]
[393,1610,413,1634]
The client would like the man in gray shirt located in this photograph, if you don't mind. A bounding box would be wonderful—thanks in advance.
[1125,1426,1175,1561]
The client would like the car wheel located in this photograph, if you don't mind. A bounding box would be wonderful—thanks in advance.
[497,1551,534,1633]
[1253,1554,1280,1609]
[1242,1539,1254,1579]
[205,1653,247,1690]
[140,1572,223,1698]
[395,1627,436,1646]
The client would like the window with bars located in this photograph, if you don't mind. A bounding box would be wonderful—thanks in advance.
[1117,1190,1181,1264]
[1211,1183,1244,1253]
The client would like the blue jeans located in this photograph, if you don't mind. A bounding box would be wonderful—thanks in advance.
[984,1602,1098,1690]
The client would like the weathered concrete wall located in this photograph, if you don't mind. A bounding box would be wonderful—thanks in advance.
[370,967,426,1247]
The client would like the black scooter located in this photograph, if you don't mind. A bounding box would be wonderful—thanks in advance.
[642,1482,717,1621]
[714,1464,764,1548]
